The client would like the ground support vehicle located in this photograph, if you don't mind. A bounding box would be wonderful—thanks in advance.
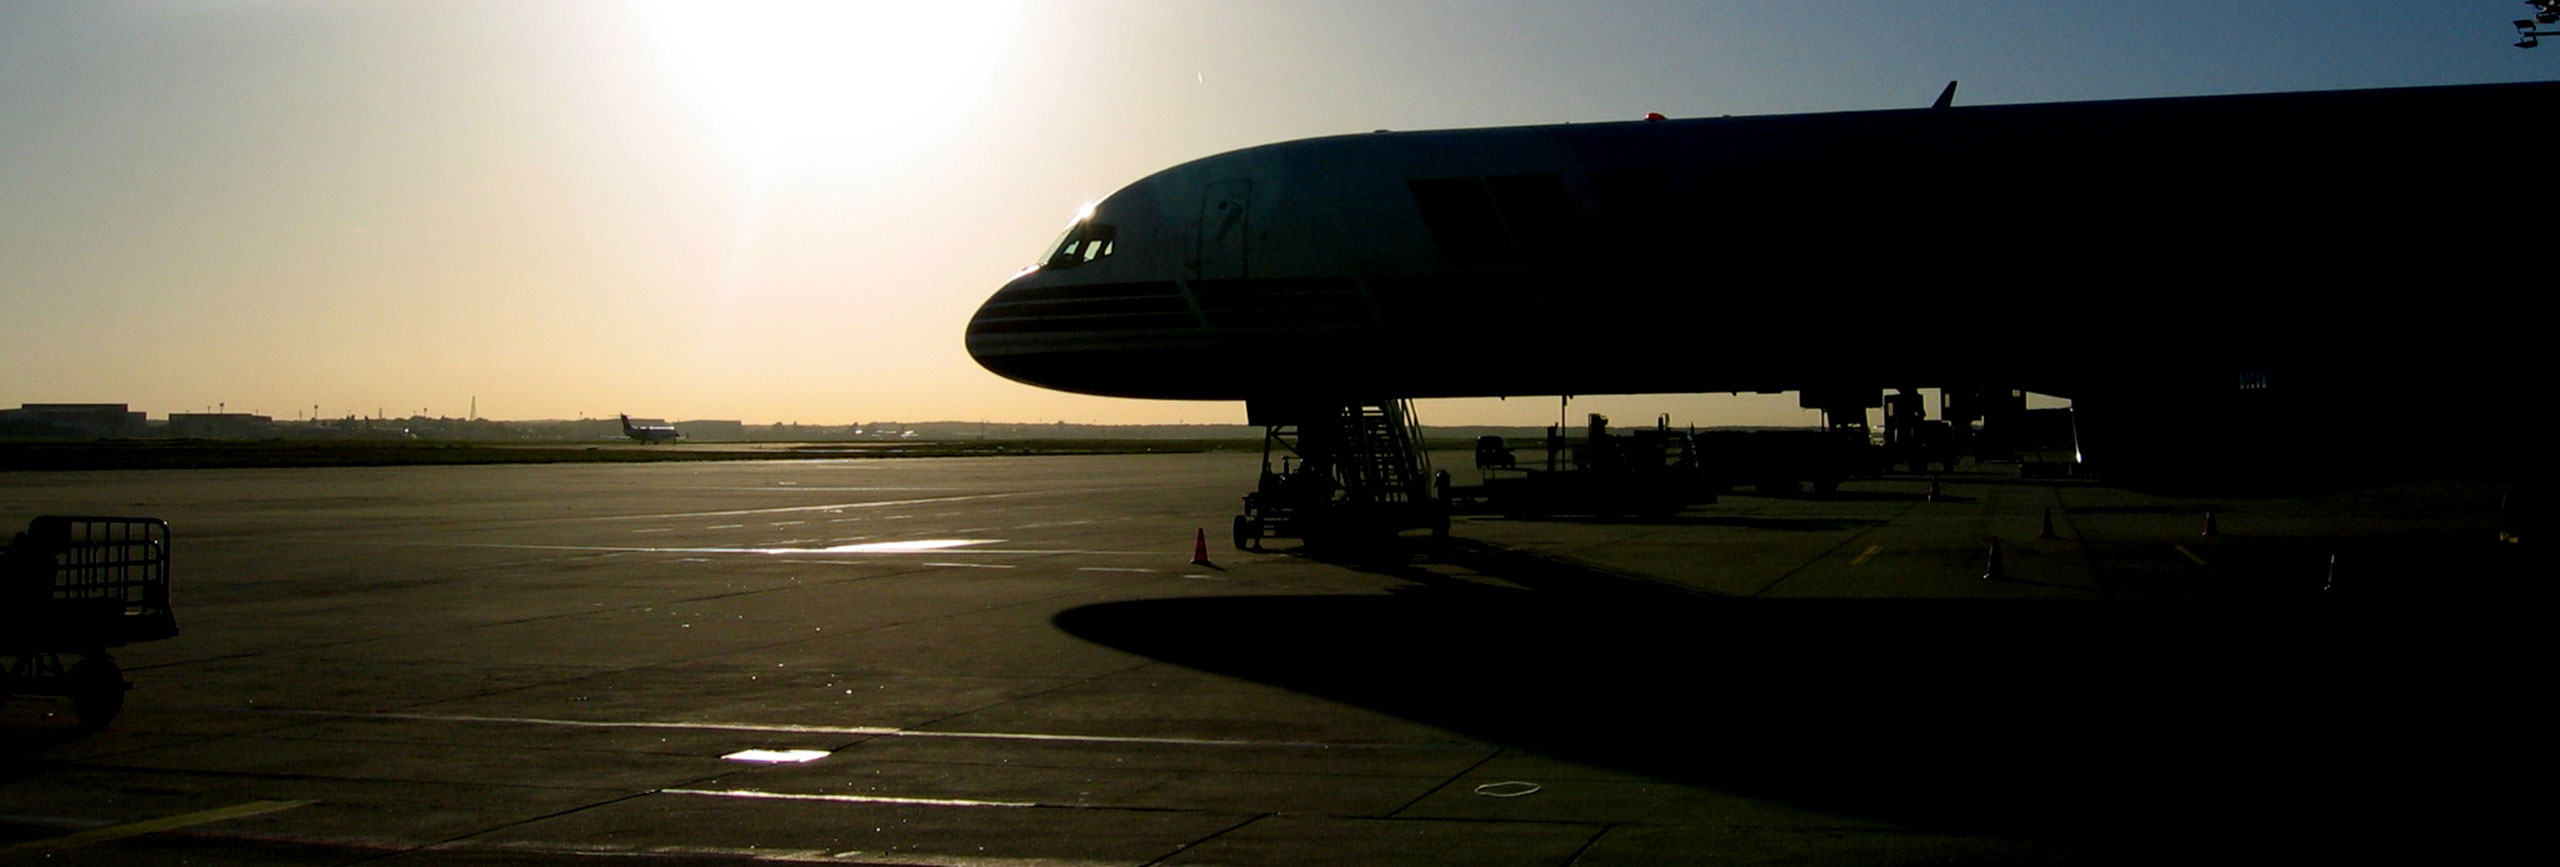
[1476,416,1715,518]
[3,516,176,729]
[1696,428,1874,494]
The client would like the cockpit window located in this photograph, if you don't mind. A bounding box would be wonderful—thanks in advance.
[1041,219,1117,269]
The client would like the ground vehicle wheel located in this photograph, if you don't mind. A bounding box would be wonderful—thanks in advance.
[67,654,124,730]
[1232,515,1257,551]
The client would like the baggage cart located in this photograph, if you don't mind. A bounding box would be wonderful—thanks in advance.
[3,516,176,729]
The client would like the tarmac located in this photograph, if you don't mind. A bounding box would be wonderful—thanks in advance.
[0,452,2535,864]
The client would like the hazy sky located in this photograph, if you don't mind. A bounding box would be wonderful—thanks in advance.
[2,2,2546,426]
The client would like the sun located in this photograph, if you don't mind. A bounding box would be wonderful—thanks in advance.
[637,1,1024,177]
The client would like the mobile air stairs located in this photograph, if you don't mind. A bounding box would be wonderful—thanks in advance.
[1233,399,1449,551]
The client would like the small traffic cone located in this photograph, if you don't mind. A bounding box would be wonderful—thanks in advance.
[1191,528,1212,566]
[1981,535,2006,581]
[2200,509,2219,537]
[2036,507,2059,541]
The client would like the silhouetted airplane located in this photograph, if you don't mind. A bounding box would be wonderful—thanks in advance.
[968,81,2549,492]
[620,414,680,444]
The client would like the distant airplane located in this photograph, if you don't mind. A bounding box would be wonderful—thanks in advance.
[968,81,2549,497]
[620,414,681,444]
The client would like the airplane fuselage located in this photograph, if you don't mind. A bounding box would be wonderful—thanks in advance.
[968,81,2551,483]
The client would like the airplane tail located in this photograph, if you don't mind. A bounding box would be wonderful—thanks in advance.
[619,414,634,433]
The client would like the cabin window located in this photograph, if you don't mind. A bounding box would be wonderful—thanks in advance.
[1041,220,1117,269]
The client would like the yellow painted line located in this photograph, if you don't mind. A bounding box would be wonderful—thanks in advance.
[0,800,310,854]
[2173,545,2208,566]
[1849,544,1882,566]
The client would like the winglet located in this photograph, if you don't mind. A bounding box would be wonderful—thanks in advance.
[1932,80,1958,110]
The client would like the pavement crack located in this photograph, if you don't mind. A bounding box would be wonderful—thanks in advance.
[1139,811,1271,867]
[1747,498,1927,598]
[1383,745,1508,818]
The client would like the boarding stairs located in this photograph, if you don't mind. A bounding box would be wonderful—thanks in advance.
[1331,401,1432,507]
[1234,399,1442,549]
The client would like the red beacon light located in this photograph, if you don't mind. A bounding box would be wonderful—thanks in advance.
[1643,112,1667,121]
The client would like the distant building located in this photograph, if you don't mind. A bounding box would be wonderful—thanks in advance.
[0,403,148,438]
[168,412,277,439]
[675,419,745,442]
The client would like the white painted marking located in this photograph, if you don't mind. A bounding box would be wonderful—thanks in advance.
[707,524,744,530]
[585,493,1023,524]
[1474,780,1543,798]
[721,749,831,763]
[473,840,1128,867]
[664,788,1039,809]
[924,562,1016,570]
[824,539,997,553]
[313,710,1486,751]
[631,528,672,534]
[426,542,1158,557]
[697,486,960,493]
[771,520,806,527]
[1013,519,1095,529]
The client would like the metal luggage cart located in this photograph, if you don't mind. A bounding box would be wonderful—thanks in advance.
[3,516,176,729]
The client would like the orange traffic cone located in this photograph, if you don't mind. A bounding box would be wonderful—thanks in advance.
[2200,508,2220,537]
[2036,507,2059,541]
[1981,535,2006,581]
[1191,528,1212,566]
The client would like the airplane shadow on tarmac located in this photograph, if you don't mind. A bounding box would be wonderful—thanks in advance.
[1053,539,2526,852]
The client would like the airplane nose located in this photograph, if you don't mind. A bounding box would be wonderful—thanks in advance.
[963,268,1220,399]
[965,269,1075,392]
[964,273,1029,376]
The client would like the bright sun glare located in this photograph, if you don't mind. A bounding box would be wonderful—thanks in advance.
[637,1,1024,177]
